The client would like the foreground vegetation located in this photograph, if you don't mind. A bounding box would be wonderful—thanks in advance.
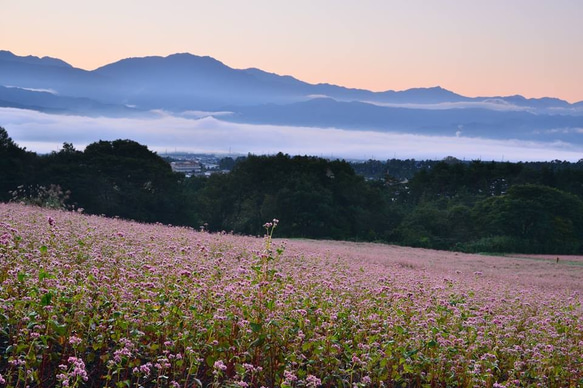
[1,203,582,387]
[3,126,583,254]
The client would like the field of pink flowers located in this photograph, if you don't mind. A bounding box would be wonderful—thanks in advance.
[1,203,582,388]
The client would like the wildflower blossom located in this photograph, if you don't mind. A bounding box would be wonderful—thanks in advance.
[69,336,82,346]
[306,374,322,387]
[213,360,227,371]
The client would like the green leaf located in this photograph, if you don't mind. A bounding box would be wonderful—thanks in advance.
[267,319,279,327]
[39,269,54,281]
[51,320,67,336]
[41,292,53,306]
[40,245,48,254]
[405,348,419,358]
[250,334,265,347]
[250,322,262,333]
[205,355,216,368]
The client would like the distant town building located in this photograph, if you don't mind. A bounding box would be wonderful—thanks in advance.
[170,161,202,175]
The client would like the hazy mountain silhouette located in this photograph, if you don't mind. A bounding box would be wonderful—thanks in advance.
[0,52,117,103]
[93,54,467,109]
[3,50,559,109]
[0,86,145,117]
[0,50,72,68]
[1,50,583,144]
[222,97,583,142]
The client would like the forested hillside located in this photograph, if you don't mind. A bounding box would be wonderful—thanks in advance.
[3,126,583,254]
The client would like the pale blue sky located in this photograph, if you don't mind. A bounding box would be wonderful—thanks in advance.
[2,0,582,101]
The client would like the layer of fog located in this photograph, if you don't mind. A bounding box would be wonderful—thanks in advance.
[361,99,534,112]
[3,85,59,95]
[1,107,582,162]
[359,99,583,115]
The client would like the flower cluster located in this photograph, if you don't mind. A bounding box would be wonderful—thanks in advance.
[56,357,88,387]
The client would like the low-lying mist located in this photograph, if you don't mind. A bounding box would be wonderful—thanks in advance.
[1,107,582,161]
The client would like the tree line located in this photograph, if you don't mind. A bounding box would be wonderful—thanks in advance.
[3,126,583,254]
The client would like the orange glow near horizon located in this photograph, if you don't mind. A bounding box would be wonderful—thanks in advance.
[1,0,582,102]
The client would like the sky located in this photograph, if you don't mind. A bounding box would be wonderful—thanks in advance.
[2,0,582,103]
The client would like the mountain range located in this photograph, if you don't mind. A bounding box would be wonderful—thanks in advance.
[1,50,583,144]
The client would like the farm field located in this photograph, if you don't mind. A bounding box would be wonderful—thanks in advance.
[281,240,583,294]
[0,203,582,387]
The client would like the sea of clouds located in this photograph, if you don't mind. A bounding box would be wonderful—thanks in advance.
[1,107,582,162]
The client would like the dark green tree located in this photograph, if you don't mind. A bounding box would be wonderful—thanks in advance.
[0,127,36,201]
[471,184,583,253]
[194,153,392,240]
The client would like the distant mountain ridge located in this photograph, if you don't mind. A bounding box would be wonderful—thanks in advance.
[3,50,579,108]
[1,50,582,144]
[0,50,72,68]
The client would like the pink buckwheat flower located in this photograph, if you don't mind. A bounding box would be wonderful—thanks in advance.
[213,360,227,371]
